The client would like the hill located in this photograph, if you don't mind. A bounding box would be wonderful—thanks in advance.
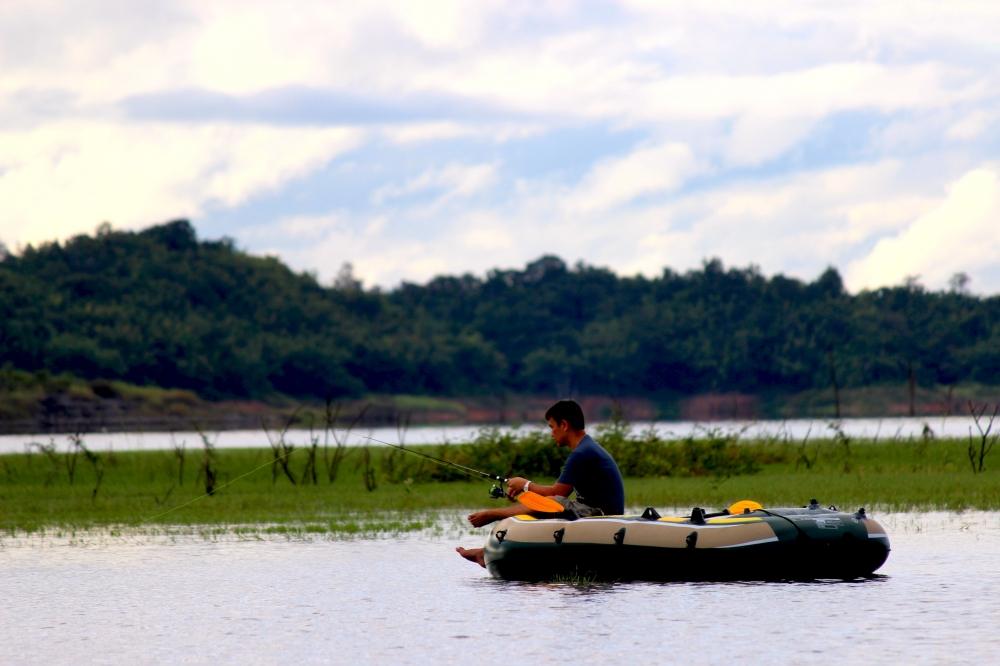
[1,219,998,427]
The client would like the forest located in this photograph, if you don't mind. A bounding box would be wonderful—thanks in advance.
[1,219,998,405]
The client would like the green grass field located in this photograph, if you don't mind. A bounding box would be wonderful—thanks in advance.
[1,434,996,535]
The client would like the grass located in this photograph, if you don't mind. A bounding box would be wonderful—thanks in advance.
[1,432,998,536]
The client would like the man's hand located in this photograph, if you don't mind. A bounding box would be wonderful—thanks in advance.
[505,476,528,500]
[467,509,502,527]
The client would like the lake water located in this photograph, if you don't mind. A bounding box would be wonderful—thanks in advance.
[2,511,999,664]
[0,416,982,454]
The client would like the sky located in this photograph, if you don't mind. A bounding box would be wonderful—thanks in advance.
[1,0,999,293]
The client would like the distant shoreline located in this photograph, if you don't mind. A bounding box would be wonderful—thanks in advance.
[2,381,998,436]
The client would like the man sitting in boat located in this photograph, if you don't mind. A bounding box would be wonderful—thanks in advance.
[457,399,626,567]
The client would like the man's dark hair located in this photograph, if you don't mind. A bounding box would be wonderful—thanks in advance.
[545,399,585,430]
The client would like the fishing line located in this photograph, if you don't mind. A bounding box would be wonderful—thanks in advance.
[362,435,508,483]
[144,435,533,522]
[143,449,297,522]
[364,435,541,502]
[361,436,566,512]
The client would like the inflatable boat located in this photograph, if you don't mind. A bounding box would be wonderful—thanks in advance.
[484,500,890,581]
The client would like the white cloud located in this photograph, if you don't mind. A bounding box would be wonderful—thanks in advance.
[273,213,345,240]
[725,114,817,167]
[458,215,517,251]
[569,143,699,214]
[946,110,994,141]
[638,63,975,121]
[372,162,498,205]
[379,0,493,51]
[0,122,362,246]
[380,122,477,144]
[608,160,946,280]
[2,1,994,123]
[846,166,1000,292]
[2,0,1000,295]
[273,218,448,288]
[621,1,1000,55]
[379,122,545,145]
[250,155,1000,295]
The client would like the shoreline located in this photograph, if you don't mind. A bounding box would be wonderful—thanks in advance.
[3,436,999,532]
[0,414,987,456]
[4,382,999,437]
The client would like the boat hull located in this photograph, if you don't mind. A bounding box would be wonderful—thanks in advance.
[484,507,890,582]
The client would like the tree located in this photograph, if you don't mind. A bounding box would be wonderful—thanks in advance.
[903,274,924,292]
[334,262,361,292]
[949,272,971,294]
[2,220,998,404]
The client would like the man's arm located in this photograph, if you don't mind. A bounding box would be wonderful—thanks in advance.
[507,476,572,498]
[466,481,571,527]
[467,478,573,527]
[467,502,532,527]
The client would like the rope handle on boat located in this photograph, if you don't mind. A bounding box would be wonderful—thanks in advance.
[756,508,811,541]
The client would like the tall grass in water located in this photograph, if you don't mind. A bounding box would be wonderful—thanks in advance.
[2,420,1000,534]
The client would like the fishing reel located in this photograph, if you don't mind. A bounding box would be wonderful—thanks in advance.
[489,483,506,499]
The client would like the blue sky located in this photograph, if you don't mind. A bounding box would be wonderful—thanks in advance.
[2,1,999,292]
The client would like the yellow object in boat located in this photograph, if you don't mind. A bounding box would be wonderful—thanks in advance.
[728,499,764,515]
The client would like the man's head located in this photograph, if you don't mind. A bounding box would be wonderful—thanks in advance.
[545,399,585,447]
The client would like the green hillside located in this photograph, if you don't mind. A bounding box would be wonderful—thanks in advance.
[2,220,998,408]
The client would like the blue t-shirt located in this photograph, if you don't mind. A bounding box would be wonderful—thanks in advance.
[557,434,625,515]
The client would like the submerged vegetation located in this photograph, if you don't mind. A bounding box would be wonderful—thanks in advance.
[2,418,998,536]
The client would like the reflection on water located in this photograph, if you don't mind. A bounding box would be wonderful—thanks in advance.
[2,512,998,665]
[0,416,983,454]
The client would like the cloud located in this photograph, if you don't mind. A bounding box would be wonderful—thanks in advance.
[946,110,995,141]
[372,162,499,205]
[0,121,362,246]
[607,160,946,280]
[379,121,545,145]
[121,86,516,126]
[458,216,517,251]
[3,0,1000,296]
[568,142,699,213]
[253,153,998,295]
[262,160,825,286]
[845,166,1000,292]
[271,217,448,288]
[724,114,817,167]
[0,88,79,128]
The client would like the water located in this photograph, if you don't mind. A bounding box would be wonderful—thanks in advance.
[2,512,999,665]
[0,416,980,454]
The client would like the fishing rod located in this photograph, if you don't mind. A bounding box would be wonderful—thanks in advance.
[364,436,565,513]
[363,435,509,498]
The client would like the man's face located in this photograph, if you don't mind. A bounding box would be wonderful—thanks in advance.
[547,418,570,447]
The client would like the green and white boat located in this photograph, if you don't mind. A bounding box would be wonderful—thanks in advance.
[484,500,891,582]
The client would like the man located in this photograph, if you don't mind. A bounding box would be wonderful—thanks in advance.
[456,399,625,567]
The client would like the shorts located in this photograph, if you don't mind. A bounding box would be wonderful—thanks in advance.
[553,496,604,518]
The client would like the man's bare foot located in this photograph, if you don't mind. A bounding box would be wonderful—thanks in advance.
[456,546,486,568]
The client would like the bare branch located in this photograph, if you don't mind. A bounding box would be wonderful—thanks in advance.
[966,401,999,473]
